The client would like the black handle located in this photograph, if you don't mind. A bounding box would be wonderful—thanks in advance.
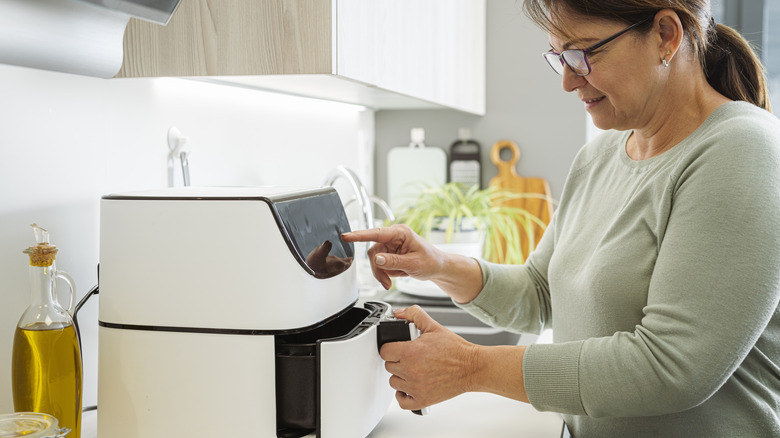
[377,319,425,416]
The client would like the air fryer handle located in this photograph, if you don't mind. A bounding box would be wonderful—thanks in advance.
[377,319,427,416]
[377,319,416,351]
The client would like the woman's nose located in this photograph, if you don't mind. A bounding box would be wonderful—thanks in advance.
[561,65,586,92]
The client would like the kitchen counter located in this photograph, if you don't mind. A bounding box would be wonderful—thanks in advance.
[369,392,563,438]
[81,393,563,437]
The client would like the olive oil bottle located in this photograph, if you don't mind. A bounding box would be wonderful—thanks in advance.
[12,224,82,438]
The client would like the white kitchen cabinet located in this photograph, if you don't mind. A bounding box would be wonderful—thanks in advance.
[115,0,486,114]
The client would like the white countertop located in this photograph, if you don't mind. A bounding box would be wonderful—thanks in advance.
[82,393,562,438]
[368,393,563,438]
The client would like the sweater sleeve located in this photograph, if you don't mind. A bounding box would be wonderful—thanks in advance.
[526,116,780,417]
[455,211,556,335]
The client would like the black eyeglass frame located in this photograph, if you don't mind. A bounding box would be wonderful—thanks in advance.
[543,18,651,76]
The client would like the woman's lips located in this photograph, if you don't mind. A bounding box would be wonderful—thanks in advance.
[584,95,606,109]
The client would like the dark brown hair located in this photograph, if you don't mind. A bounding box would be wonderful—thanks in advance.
[523,0,772,112]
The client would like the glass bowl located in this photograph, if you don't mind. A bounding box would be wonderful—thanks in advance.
[0,412,70,438]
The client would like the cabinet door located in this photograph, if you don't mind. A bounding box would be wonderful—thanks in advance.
[116,0,332,77]
[336,0,486,114]
[115,0,486,114]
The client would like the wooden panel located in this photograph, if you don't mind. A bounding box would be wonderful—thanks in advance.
[488,140,554,264]
[116,0,332,77]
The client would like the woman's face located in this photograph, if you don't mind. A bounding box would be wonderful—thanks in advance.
[548,13,661,131]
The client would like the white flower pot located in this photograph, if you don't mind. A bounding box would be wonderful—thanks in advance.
[395,220,484,298]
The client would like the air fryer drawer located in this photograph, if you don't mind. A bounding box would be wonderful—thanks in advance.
[275,301,393,438]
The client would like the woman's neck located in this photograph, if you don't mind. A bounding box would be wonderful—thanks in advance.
[627,66,731,161]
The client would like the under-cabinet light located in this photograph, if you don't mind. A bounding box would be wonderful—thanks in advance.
[151,77,369,114]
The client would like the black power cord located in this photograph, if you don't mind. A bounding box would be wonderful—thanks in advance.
[72,283,98,345]
[73,281,99,414]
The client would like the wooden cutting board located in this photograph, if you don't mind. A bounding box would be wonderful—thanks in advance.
[489,140,553,264]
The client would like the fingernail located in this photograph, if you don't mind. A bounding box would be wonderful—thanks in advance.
[375,255,386,266]
[393,308,406,315]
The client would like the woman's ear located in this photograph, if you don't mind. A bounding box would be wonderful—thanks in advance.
[654,9,684,65]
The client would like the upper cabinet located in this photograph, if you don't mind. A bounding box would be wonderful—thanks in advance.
[115,0,486,115]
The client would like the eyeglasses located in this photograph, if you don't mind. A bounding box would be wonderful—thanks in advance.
[543,19,649,76]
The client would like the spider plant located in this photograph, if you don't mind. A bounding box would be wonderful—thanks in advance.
[392,182,552,264]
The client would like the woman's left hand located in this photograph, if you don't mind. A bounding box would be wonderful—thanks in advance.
[380,305,480,411]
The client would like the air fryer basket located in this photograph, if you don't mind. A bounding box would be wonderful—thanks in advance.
[275,302,388,437]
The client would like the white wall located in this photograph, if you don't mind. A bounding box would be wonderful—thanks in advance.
[0,63,374,413]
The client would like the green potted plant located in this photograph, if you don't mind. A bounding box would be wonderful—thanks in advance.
[388,182,552,297]
[391,182,552,265]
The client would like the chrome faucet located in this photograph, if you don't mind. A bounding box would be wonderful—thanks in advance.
[322,166,375,230]
[346,195,396,226]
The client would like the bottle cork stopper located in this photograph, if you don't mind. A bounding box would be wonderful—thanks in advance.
[22,224,58,267]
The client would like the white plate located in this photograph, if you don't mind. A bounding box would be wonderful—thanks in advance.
[394,277,450,298]
[393,243,483,299]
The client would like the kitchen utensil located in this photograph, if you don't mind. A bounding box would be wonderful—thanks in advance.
[387,128,447,212]
[489,140,553,263]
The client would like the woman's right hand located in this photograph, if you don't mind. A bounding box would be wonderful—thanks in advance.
[342,225,483,303]
[341,225,446,290]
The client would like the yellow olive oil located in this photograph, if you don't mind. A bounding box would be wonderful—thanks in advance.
[12,322,82,438]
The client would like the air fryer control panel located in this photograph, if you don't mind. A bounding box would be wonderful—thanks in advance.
[271,190,354,278]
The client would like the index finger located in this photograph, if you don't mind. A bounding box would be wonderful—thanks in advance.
[341,227,400,244]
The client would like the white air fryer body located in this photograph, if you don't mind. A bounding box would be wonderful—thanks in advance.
[98,187,394,438]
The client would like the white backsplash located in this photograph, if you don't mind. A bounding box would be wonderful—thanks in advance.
[0,63,375,413]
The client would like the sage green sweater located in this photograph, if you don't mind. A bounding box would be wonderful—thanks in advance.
[458,102,780,437]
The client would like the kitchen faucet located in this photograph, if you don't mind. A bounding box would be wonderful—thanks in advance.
[323,166,375,230]
[345,195,396,225]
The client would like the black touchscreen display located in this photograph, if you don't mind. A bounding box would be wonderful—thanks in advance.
[273,190,354,278]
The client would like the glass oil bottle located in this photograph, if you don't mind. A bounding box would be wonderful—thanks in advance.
[12,224,82,438]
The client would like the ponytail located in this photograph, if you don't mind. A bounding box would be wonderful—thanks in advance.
[704,23,772,112]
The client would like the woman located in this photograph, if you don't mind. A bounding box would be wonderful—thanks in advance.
[343,0,780,436]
